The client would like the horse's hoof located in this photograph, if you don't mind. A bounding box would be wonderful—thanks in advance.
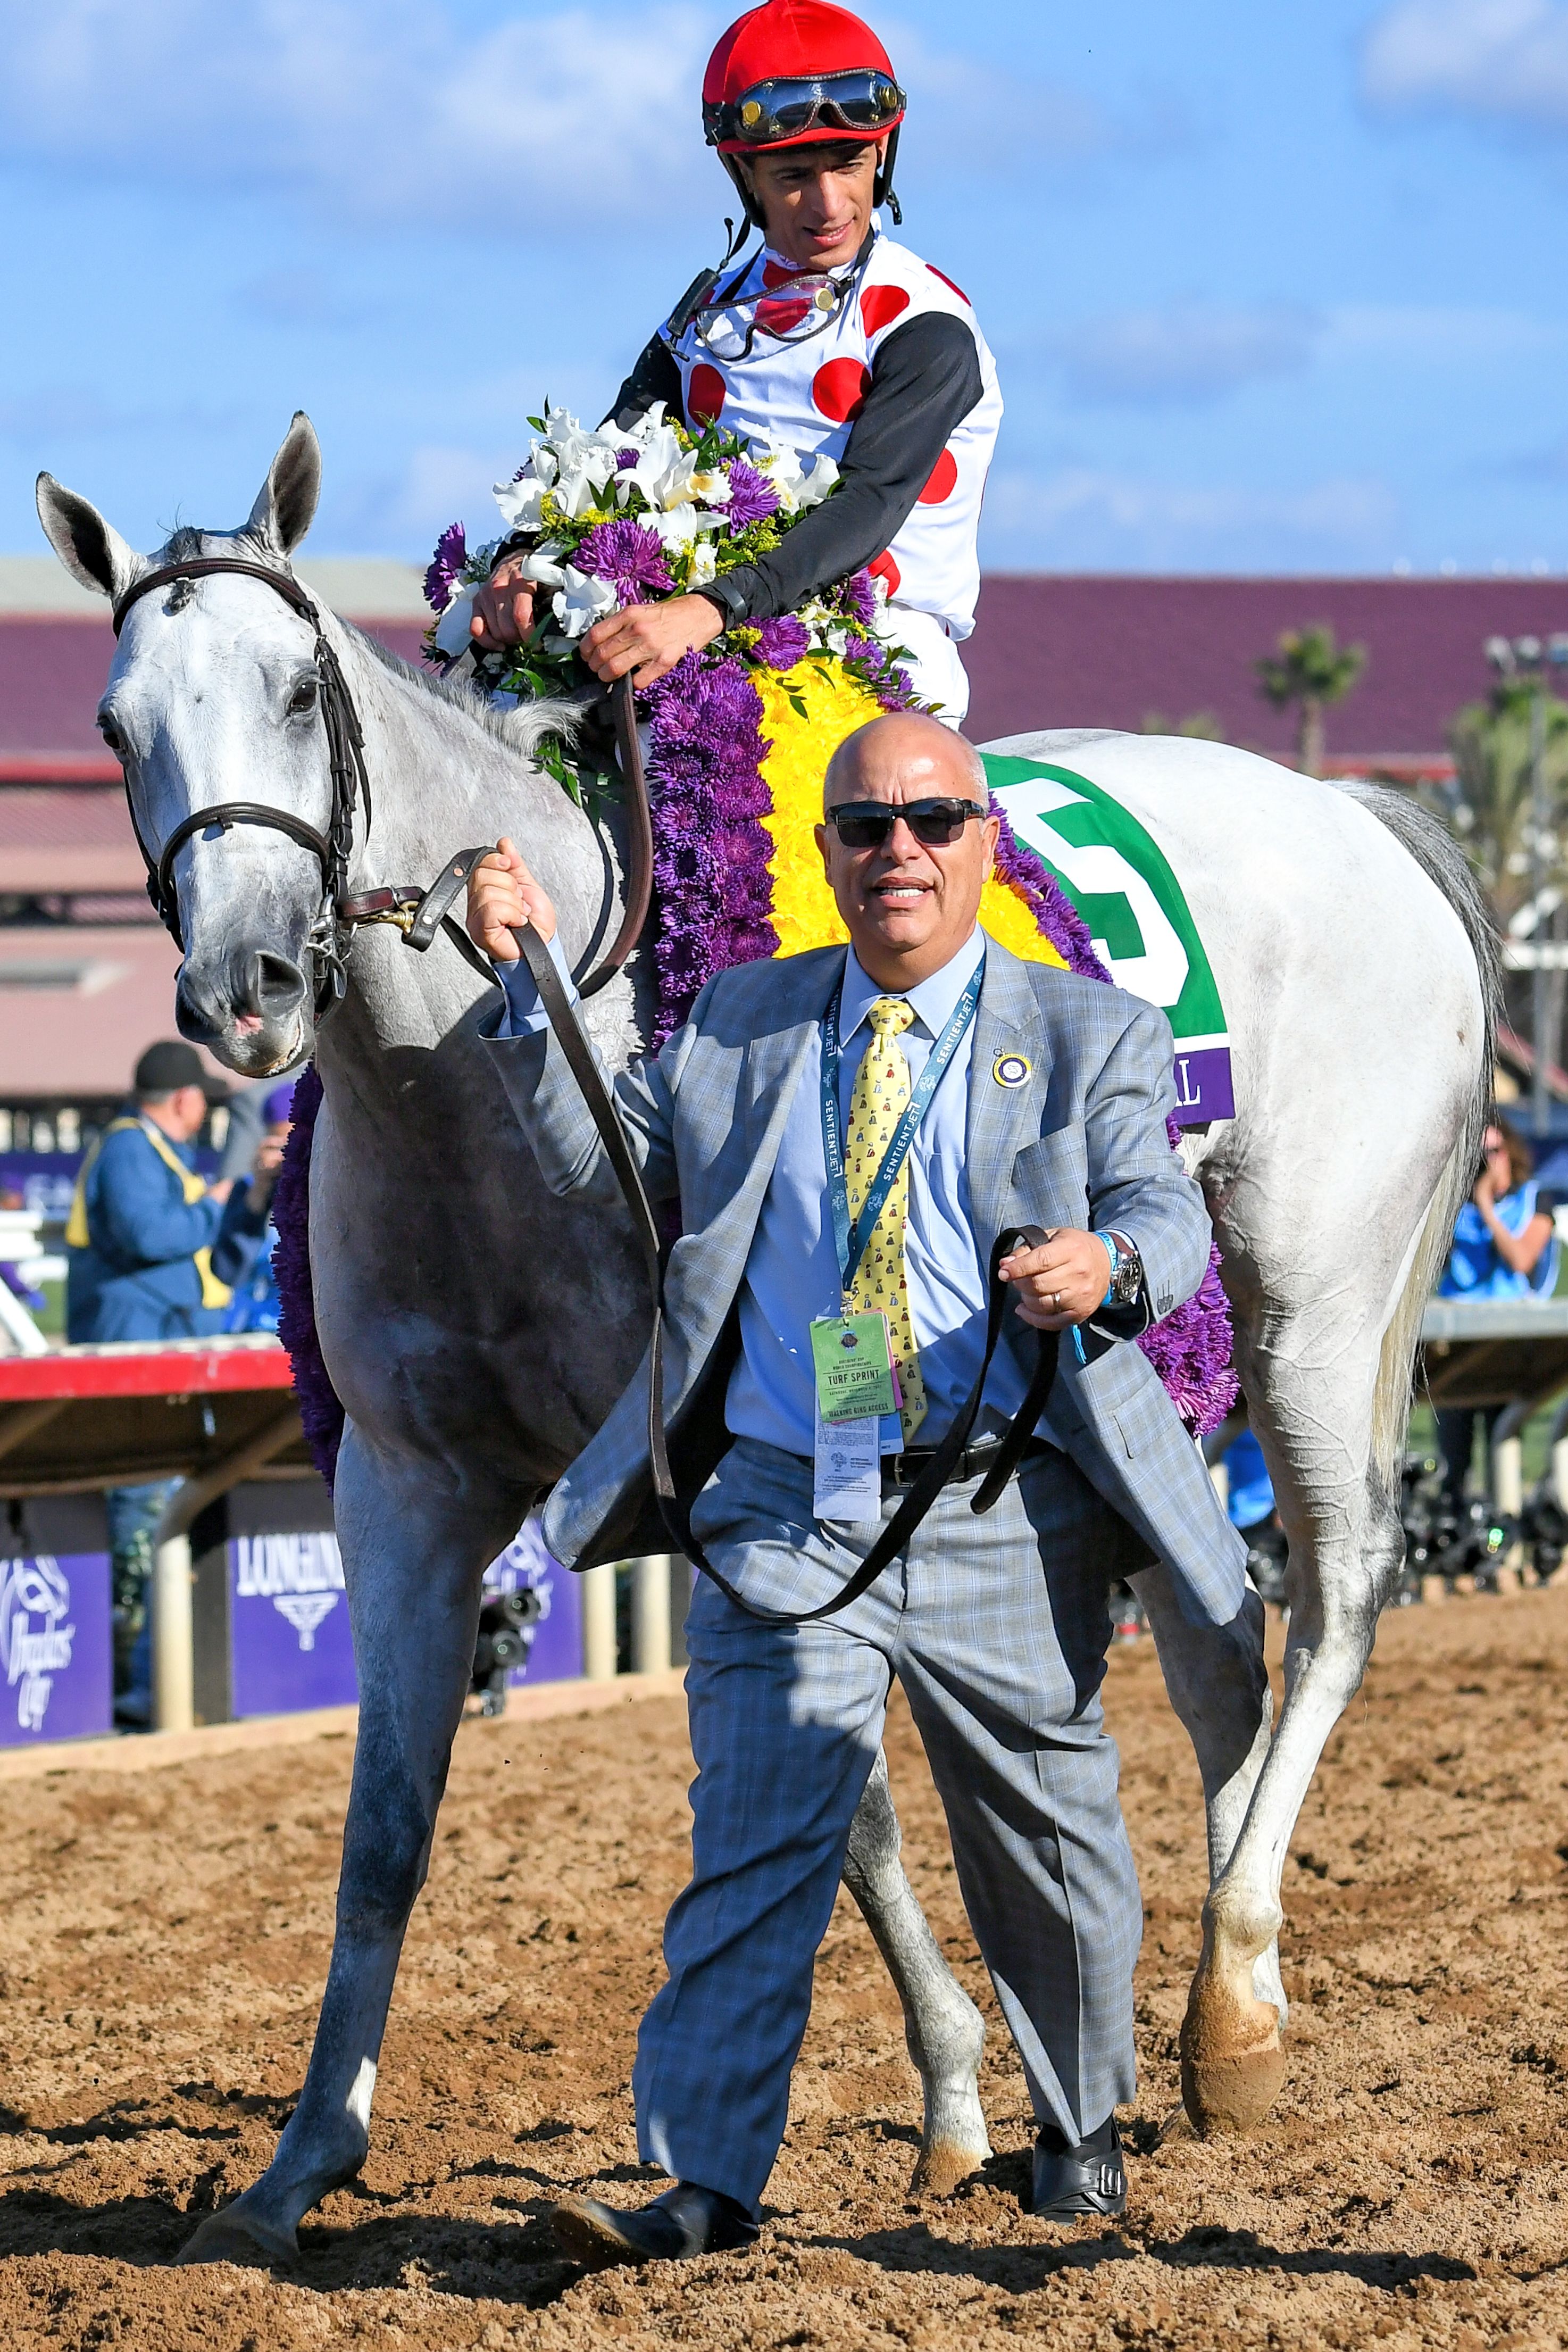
[909,2133,989,2198]
[179,2204,300,2269]
[1180,2035,1287,2135]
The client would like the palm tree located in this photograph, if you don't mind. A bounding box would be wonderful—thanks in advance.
[1444,678,1568,925]
[1256,624,1367,777]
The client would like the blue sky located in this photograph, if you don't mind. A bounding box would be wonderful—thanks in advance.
[1,0,1565,575]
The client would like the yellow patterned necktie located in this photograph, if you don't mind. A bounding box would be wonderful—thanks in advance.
[845,995,927,1442]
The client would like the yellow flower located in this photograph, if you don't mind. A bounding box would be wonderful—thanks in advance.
[755,660,1069,970]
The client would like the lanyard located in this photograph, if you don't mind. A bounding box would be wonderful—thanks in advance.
[820,954,985,1309]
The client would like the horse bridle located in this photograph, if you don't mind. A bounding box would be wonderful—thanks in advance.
[108,553,653,1017]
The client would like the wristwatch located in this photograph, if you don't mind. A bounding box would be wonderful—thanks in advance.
[1105,1231,1144,1309]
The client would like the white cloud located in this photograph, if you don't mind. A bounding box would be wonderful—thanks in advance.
[0,0,1098,232]
[1361,0,1568,132]
[981,466,1399,573]
[1041,303,1322,409]
[0,0,716,228]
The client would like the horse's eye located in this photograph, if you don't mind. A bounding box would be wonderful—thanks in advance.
[97,716,126,757]
[288,677,320,716]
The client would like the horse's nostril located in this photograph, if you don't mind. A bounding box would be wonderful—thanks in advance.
[244,950,308,1019]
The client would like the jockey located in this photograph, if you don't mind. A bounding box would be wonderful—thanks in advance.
[470,0,1002,724]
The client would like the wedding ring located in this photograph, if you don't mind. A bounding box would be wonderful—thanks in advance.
[1052,1290,1061,1311]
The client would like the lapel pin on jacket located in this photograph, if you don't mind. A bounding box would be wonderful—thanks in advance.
[992,1052,1031,1089]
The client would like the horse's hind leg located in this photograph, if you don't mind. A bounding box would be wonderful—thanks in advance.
[1179,1337,1401,2134]
[1130,1565,1280,2015]
[841,1751,991,2195]
[183,1430,525,2265]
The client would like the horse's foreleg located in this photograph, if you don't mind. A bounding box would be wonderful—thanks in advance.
[183,1431,523,2265]
[1179,1457,1397,2135]
[841,1750,991,2195]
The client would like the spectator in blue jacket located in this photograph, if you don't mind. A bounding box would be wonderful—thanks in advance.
[65,1040,234,1344]
[1437,1115,1561,1516]
[64,1038,235,1724]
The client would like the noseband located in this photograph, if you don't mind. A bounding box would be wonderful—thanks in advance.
[109,554,653,1022]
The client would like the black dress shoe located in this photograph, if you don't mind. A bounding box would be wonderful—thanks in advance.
[551,2180,760,2267]
[1031,2114,1127,2218]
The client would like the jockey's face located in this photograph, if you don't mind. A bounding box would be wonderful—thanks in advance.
[818,715,1000,990]
[743,142,880,269]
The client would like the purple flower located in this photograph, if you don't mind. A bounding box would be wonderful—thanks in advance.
[754,615,810,670]
[423,521,467,616]
[843,568,878,627]
[574,518,673,603]
[616,448,641,471]
[644,652,779,1045]
[1138,1247,1239,1437]
[724,460,781,530]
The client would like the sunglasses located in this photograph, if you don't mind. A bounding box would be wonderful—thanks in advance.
[706,70,906,148]
[825,797,988,850]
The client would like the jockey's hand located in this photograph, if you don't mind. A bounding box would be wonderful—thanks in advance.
[582,593,725,687]
[999,1228,1115,1331]
[466,837,556,963]
[470,559,539,653]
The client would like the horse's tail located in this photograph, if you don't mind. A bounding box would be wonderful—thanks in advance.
[1333,780,1503,1487]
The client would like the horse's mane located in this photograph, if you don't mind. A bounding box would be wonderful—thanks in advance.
[351,626,587,764]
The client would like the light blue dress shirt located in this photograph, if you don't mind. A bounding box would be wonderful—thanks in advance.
[497,926,1040,1457]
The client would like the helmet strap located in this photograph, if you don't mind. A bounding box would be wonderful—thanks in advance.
[722,151,769,231]
[875,124,903,223]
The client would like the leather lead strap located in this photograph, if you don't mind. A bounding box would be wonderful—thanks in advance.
[574,673,655,1001]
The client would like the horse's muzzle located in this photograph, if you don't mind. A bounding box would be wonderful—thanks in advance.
[176,937,312,1076]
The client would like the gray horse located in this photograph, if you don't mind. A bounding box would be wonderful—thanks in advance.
[37,417,1495,2265]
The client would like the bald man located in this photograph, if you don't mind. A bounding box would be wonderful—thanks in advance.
[470,713,1244,2262]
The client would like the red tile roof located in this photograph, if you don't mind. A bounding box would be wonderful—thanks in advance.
[6,578,1568,786]
[960,576,1568,760]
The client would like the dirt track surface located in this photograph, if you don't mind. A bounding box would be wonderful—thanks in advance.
[1,1590,1567,2349]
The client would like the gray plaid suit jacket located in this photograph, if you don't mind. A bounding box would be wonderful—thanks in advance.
[485,932,1248,1629]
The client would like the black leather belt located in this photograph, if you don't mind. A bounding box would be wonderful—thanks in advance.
[882,1436,1049,1495]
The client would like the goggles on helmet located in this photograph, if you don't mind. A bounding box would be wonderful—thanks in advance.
[705,67,906,149]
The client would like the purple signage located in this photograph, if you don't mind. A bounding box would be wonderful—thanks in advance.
[484,1518,582,1688]
[1171,1046,1235,1128]
[228,1530,357,1718]
[225,1515,580,1719]
[0,1551,112,1746]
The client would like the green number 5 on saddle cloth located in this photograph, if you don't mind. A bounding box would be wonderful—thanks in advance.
[983,756,1234,1128]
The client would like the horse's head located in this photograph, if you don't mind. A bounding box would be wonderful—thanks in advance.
[36,416,343,1077]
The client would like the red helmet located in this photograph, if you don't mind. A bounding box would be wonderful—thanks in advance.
[702,2,905,156]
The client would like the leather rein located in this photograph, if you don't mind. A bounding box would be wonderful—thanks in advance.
[109,554,653,1016]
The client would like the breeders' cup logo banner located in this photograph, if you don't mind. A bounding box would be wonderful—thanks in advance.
[984,757,1235,1128]
[229,1532,356,1717]
[229,1516,581,1717]
[0,1552,111,1746]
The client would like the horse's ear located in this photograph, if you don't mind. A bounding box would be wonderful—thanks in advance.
[247,412,321,557]
[35,474,142,602]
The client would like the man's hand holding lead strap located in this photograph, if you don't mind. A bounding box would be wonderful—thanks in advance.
[1000,1228,1113,1331]
[466,837,556,963]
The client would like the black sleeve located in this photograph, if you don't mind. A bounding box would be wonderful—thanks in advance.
[699,311,984,626]
[604,337,684,432]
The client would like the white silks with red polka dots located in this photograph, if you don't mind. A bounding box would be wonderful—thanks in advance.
[668,229,1002,712]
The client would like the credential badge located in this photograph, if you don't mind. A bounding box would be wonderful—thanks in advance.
[992,1052,1031,1090]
